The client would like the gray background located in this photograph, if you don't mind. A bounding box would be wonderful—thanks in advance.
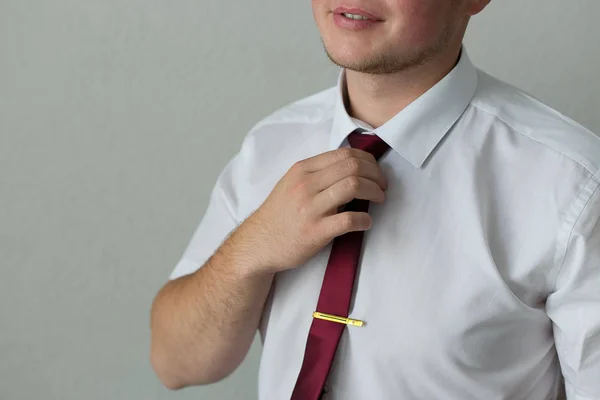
[1,0,599,399]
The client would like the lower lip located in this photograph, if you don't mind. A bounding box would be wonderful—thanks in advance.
[333,13,379,30]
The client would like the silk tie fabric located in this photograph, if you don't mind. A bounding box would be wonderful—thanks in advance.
[290,129,391,400]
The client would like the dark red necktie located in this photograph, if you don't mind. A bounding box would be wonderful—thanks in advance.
[291,129,391,400]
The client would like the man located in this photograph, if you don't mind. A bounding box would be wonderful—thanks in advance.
[150,1,600,399]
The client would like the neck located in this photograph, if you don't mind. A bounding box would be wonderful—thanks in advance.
[344,45,462,129]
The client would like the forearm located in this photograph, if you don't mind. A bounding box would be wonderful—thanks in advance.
[150,227,274,389]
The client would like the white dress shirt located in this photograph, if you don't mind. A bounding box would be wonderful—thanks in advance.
[170,48,600,400]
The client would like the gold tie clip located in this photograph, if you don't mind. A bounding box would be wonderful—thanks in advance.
[313,311,364,327]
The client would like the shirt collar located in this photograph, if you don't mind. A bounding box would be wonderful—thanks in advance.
[329,47,479,168]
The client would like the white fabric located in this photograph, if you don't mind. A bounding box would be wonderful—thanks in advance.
[170,48,600,400]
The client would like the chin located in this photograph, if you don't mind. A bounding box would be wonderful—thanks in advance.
[324,42,374,68]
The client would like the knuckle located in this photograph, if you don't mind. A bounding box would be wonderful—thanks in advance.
[345,158,361,174]
[327,186,339,205]
[344,176,361,192]
[339,147,354,158]
[296,201,311,218]
[290,180,309,200]
[291,160,306,172]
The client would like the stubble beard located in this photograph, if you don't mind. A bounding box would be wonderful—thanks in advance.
[322,23,456,75]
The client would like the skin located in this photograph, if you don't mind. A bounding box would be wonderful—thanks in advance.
[313,0,491,127]
[150,0,491,390]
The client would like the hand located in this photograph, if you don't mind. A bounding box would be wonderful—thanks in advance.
[240,147,388,274]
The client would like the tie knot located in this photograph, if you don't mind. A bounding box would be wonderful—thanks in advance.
[347,128,390,160]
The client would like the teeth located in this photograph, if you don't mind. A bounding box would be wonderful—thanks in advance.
[342,13,369,20]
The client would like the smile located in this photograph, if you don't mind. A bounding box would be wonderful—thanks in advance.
[341,13,371,20]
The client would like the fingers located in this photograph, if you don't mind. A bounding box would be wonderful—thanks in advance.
[312,176,386,215]
[311,157,388,193]
[295,147,377,173]
[320,211,372,240]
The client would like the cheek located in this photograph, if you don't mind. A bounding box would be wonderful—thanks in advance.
[390,0,450,44]
[311,0,329,16]
[311,0,330,26]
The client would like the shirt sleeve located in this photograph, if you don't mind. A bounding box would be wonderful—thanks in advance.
[546,177,600,400]
[169,151,243,280]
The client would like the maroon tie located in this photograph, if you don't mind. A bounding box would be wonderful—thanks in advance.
[290,129,391,400]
